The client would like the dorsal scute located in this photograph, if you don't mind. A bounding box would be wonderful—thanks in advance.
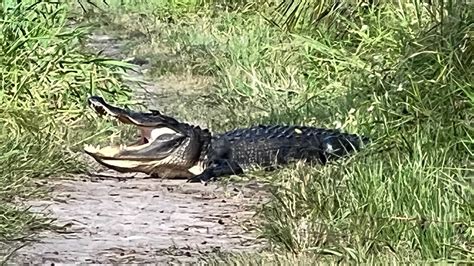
[219,124,344,142]
[149,109,162,115]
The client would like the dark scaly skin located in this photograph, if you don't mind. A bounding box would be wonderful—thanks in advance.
[187,125,369,183]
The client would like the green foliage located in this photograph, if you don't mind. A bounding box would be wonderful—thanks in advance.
[0,0,133,244]
[45,0,474,262]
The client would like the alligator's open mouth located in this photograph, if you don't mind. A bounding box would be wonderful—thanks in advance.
[84,96,187,174]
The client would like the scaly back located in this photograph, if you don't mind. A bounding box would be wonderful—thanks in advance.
[209,125,369,169]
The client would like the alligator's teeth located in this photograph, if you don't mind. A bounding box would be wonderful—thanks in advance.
[107,114,116,121]
[84,144,96,153]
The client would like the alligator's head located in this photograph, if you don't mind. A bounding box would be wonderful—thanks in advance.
[84,96,210,178]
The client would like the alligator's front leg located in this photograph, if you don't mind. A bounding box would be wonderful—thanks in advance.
[187,159,244,183]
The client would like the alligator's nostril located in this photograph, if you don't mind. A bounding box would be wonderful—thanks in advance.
[94,106,106,115]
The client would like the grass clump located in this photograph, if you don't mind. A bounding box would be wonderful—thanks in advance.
[0,0,133,252]
[77,0,473,263]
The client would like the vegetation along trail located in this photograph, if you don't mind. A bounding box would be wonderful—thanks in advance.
[1,0,472,264]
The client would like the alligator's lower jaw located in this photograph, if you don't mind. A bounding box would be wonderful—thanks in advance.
[83,144,206,178]
[84,144,153,173]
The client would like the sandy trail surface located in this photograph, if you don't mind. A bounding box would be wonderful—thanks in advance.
[11,172,267,264]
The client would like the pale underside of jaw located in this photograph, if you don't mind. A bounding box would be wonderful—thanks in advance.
[84,125,178,158]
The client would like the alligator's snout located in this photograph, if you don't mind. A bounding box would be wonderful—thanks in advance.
[87,96,131,122]
[88,96,106,106]
[87,96,108,116]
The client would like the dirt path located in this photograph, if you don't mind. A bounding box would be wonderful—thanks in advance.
[9,33,268,264]
[11,173,267,264]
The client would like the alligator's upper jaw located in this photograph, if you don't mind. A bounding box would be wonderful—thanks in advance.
[84,96,186,174]
[87,96,185,127]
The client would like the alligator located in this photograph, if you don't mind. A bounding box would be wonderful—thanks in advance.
[84,96,369,183]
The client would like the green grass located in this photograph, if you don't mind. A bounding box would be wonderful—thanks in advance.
[0,0,133,257]
[28,0,474,263]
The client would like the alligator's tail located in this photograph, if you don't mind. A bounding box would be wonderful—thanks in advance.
[321,132,370,162]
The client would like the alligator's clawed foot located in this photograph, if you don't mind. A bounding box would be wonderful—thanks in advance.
[186,172,218,185]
